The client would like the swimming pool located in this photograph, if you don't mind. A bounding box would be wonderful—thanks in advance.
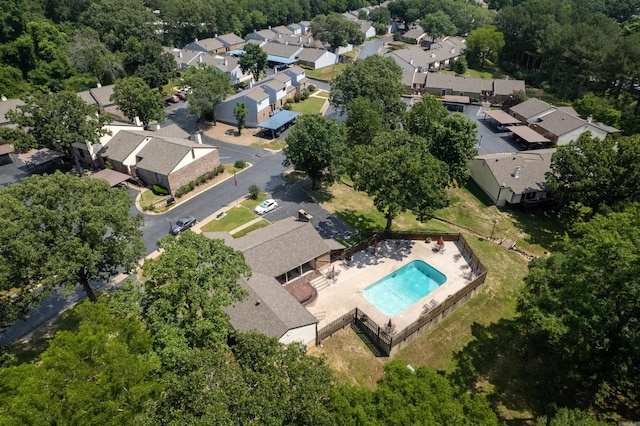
[364,260,447,316]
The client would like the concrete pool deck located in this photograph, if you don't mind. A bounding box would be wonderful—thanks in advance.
[305,239,475,333]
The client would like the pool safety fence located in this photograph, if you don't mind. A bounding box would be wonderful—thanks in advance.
[318,231,488,356]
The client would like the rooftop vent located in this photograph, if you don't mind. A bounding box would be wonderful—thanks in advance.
[513,166,521,178]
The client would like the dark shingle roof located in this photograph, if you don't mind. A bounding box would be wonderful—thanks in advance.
[224,273,317,339]
[476,149,555,195]
[135,137,214,175]
[90,85,116,108]
[227,217,332,278]
[100,131,148,162]
[509,98,554,120]
[216,33,244,46]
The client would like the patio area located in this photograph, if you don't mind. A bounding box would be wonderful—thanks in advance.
[305,239,476,333]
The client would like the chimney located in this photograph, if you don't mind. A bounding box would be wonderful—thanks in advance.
[409,58,413,65]
[285,41,288,45]
[587,115,593,123]
[178,51,183,58]
[134,116,142,126]
[431,52,436,58]
[278,33,281,39]
[191,132,202,144]
[215,33,218,38]
[513,166,521,178]
[299,36,302,43]
[223,58,227,66]
[153,122,161,131]
[269,25,271,30]
[450,48,455,53]
[97,82,102,88]
[199,55,203,63]
[195,37,198,42]
[308,36,312,43]
[1,95,7,102]
[298,209,313,224]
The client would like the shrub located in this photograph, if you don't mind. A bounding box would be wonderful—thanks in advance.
[283,103,292,110]
[248,184,260,200]
[152,184,169,195]
[286,98,294,104]
[308,84,316,92]
[234,159,246,169]
[189,181,195,190]
[294,92,302,103]
[104,161,113,170]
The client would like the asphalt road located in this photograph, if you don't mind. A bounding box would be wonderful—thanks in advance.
[0,103,354,346]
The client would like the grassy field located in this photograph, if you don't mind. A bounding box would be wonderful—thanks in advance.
[313,90,330,99]
[289,97,327,115]
[139,189,167,209]
[305,178,563,421]
[200,194,267,233]
[305,63,348,81]
[441,65,506,80]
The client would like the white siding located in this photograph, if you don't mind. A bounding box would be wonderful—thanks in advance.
[315,51,338,69]
[278,323,317,345]
[124,138,152,167]
[556,127,608,145]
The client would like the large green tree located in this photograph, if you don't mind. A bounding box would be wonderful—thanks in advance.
[421,11,457,43]
[238,43,267,82]
[283,114,345,190]
[518,205,640,408]
[428,114,479,187]
[545,133,640,221]
[350,129,449,231]
[233,101,248,135]
[122,37,176,89]
[112,76,165,127]
[332,360,498,425]
[6,90,111,174]
[182,64,232,122]
[330,55,405,118]
[0,300,162,424]
[311,13,365,51]
[465,25,505,67]
[0,301,162,425]
[0,172,145,327]
[142,232,250,352]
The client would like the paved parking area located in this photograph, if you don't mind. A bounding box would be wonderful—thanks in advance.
[464,105,524,154]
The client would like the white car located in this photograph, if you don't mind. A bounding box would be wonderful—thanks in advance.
[254,199,278,215]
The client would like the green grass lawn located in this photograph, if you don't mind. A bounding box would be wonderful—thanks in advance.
[306,178,563,421]
[231,220,270,238]
[289,97,327,115]
[312,90,330,99]
[305,64,347,81]
[200,193,267,233]
[139,189,166,209]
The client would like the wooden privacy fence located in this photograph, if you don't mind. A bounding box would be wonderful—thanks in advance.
[318,231,488,356]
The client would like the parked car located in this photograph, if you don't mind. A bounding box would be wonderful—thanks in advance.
[171,216,196,235]
[177,91,187,100]
[254,199,278,215]
[164,94,179,104]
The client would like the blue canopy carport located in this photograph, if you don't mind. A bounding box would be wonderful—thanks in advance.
[267,55,297,71]
[259,110,301,139]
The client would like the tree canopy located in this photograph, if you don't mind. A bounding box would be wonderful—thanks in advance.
[238,43,267,82]
[421,11,457,43]
[311,13,365,51]
[112,76,165,127]
[182,64,232,122]
[545,133,640,222]
[0,172,145,327]
[5,90,111,174]
[283,114,345,190]
[330,55,405,118]
[465,25,505,67]
[332,360,498,425]
[518,204,640,408]
[350,129,449,230]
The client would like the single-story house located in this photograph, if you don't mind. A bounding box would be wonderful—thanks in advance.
[184,37,225,54]
[402,26,427,44]
[423,73,492,99]
[469,149,556,207]
[510,98,619,144]
[358,20,376,39]
[271,25,294,37]
[163,47,205,69]
[295,48,338,69]
[211,215,338,345]
[261,41,304,60]
[100,128,219,194]
[287,23,303,35]
[87,84,126,121]
[387,37,466,74]
[509,98,556,123]
[493,79,526,103]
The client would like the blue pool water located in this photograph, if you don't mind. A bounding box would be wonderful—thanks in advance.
[364,260,447,316]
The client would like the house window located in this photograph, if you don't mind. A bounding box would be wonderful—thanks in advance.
[441,89,446,96]
[524,192,537,200]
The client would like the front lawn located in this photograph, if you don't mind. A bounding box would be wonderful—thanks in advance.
[200,193,267,233]
[305,64,348,81]
[289,97,327,115]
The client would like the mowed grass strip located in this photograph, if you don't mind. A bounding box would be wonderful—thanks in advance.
[289,97,327,114]
[305,63,347,81]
